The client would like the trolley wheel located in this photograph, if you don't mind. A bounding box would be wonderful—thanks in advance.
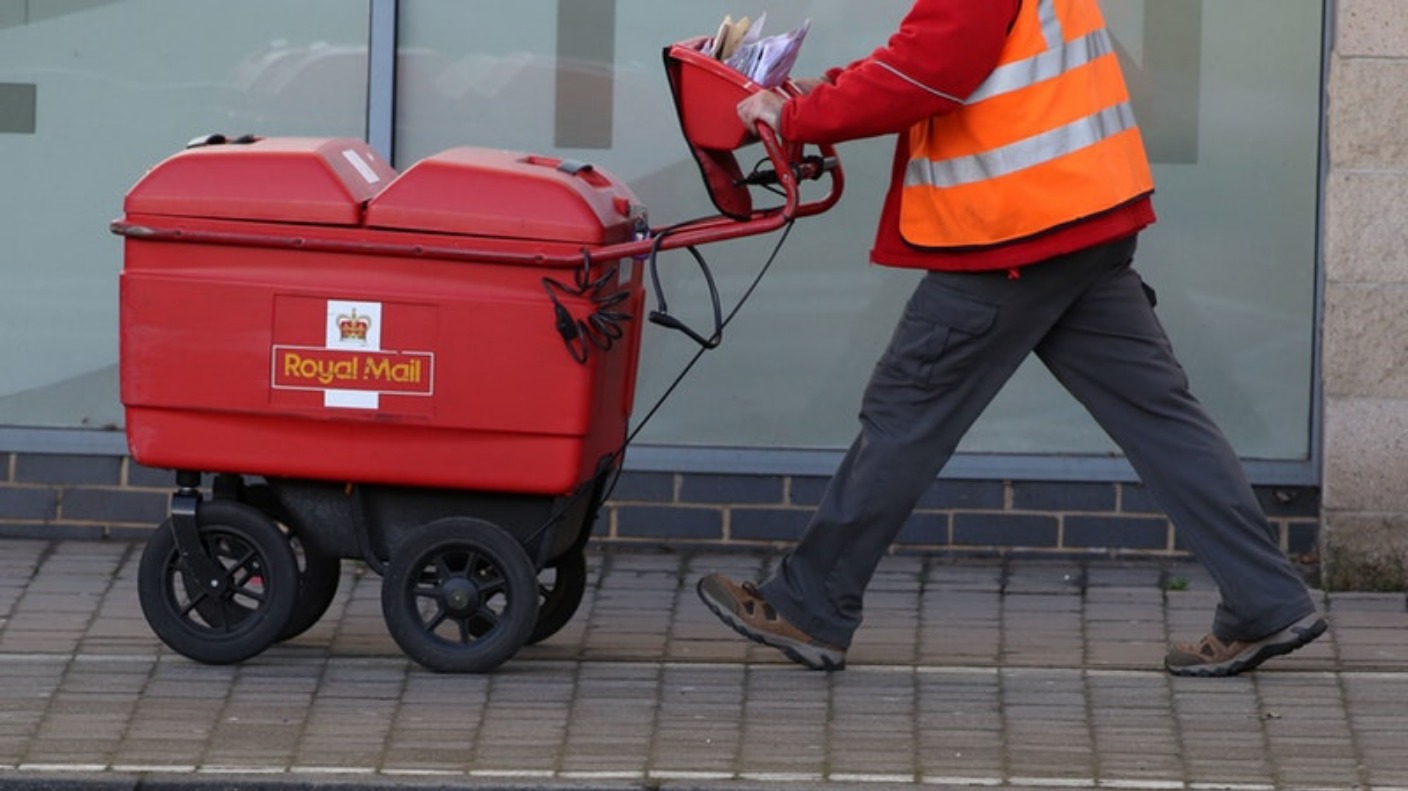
[241,484,341,641]
[137,500,299,665]
[381,518,539,673]
[527,548,588,645]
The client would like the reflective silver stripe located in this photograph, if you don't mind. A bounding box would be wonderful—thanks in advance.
[905,102,1138,189]
[966,27,1115,103]
[1038,0,1064,50]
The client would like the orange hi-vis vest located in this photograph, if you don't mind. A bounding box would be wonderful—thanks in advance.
[899,0,1155,249]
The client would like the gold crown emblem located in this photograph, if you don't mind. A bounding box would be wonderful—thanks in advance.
[337,309,371,341]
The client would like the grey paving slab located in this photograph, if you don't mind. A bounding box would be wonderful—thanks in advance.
[0,540,1402,791]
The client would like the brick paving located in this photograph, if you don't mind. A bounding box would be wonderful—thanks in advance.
[0,539,1404,790]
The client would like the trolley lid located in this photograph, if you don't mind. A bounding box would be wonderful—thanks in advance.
[364,147,643,245]
[122,136,395,226]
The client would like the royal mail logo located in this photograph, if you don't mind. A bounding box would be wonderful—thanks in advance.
[270,299,436,411]
[337,308,371,343]
[273,347,433,394]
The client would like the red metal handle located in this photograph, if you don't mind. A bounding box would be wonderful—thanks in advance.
[589,123,844,262]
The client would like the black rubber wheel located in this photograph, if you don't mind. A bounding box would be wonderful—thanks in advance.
[526,548,588,645]
[240,485,341,641]
[137,500,299,665]
[381,518,539,673]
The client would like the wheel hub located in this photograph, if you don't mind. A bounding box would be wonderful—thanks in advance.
[440,576,482,614]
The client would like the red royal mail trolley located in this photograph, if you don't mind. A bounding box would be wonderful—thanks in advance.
[112,40,842,672]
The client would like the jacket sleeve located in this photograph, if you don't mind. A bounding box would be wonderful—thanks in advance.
[780,0,1019,145]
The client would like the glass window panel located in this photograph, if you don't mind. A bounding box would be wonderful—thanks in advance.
[0,0,368,429]
[29,0,1316,464]
[395,0,1323,462]
[961,0,1324,460]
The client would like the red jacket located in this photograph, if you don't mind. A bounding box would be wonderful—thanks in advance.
[778,0,1155,272]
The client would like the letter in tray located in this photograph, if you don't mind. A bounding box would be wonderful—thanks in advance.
[706,12,811,88]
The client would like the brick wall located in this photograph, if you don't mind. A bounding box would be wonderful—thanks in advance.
[1320,0,1408,588]
[0,452,1319,560]
[599,470,1318,559]
[0,453,171,541]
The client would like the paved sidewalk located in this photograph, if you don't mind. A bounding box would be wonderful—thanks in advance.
[0,539,1405,790]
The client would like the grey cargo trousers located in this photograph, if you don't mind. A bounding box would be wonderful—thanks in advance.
[757,235,1317,649]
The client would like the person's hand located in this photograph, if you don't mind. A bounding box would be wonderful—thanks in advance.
[737,89,786,135]
[788,77,825,95]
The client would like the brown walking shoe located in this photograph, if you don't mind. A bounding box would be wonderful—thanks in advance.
[1165,613,1327,677]
[696,574,846,671]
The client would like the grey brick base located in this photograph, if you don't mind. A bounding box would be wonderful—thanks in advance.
[0,452,1320,560]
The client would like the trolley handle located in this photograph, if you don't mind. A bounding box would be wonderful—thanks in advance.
[735,121,843,222]
[739,153,839,188]
[589,123,842,263]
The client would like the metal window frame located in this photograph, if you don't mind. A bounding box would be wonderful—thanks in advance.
[0,0,1330,490]
[366,0,397,162]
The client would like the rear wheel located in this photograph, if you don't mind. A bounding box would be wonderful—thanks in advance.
[527,548,588,645]
[381,518,538,673]
[137,501,298,665]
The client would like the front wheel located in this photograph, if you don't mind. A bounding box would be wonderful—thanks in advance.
[137,501,299,665]
[381,518,538,673]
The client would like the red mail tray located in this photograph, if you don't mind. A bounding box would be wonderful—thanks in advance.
[117,138,646,495]
[666,37,762,151]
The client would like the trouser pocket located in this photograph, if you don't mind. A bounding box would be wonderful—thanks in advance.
[877,275,998,389]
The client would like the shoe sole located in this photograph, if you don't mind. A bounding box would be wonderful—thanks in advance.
[696,579,845,671]
[1166,615,1328,678]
